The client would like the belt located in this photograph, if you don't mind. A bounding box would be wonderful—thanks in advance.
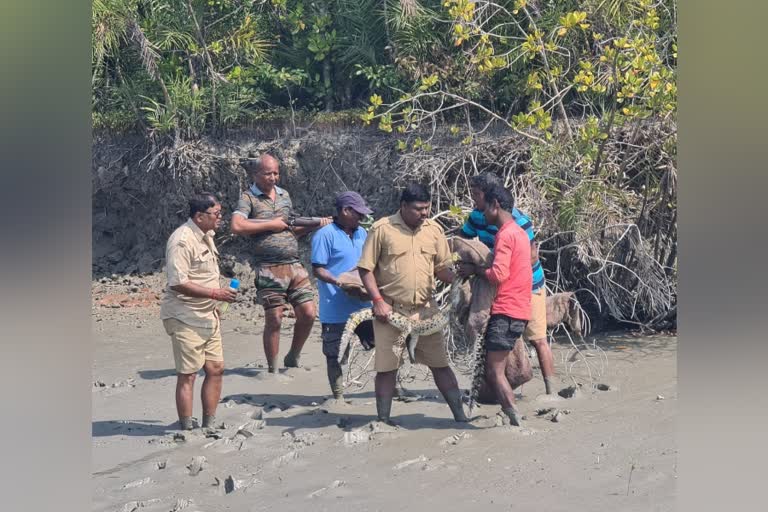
[385,298,429,314]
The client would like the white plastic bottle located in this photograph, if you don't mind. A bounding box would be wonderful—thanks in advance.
[218,278,240,314]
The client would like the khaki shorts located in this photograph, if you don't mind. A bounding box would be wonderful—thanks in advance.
[524,287,547,341]
[373,302,449,372]
[255,262,315,310]
[163,318,223,374]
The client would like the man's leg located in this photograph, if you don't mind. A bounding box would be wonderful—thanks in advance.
[256,265,290,372]
[529,337,557,394]
[263,306,284,372]
[526,288,556,393]
[284,300,315,368]
[201,359,224,428]
[412,313,468,423]
[175,373,196,430]
[164,318,207,430]
[486,350,522,426]
[372,316,403,425]
[375,370,398,424]
[430,366,469,422]
[321,323,345,399]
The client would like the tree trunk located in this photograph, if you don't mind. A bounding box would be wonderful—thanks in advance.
[323,58,334,112]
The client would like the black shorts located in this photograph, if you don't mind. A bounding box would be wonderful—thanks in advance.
[320,320,375,360]
[485,314,528,352]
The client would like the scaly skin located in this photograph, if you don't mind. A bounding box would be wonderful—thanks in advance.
[338,308,449,365]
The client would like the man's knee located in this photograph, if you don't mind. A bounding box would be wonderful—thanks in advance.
[294,301,315,322]
[528,337,548,350]
[264,307,284,327]
[177,373,196,385]
[204,360,224,376]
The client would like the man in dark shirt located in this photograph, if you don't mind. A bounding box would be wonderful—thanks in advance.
[231,154,330,373]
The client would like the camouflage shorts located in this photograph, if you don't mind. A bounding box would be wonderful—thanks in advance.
[254,262,315,310]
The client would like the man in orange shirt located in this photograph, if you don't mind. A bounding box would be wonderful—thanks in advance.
[459,184,532,426]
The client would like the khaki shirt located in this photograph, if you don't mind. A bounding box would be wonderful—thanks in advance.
[358,212,452,307]
[160,219,221,328]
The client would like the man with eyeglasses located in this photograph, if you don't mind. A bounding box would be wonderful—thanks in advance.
[160,193,236,430]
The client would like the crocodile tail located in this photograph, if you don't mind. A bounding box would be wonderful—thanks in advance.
[338,308,373,365]
[468,329,488,414]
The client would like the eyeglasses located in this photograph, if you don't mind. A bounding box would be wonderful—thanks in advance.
[202,210,222,218]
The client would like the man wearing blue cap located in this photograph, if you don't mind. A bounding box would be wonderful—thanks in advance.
[311,191,375,401]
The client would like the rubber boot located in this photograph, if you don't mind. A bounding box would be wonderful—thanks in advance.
[376,394,394,425]
[327,360,344,399]
[443,388,469,422]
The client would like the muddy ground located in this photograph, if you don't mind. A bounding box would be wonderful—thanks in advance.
[92,275,676,512]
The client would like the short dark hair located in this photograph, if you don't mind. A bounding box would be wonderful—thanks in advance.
[401,182,431,203]
[469,173,502,191]
[483,184,514,211]
[189,192,219,218]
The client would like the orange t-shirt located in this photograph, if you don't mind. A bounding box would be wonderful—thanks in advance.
[484,221,533,320]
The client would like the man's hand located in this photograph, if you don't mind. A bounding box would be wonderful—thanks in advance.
[372,299,392,322]
[319,216,332,227]
[435,267,455,284]
[271,217,290,233]
[211,288,237,303]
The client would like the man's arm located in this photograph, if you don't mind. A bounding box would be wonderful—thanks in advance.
[312,265,339,286]
[484,231,514,285]
[357,227,391,321]
[230,213,289,236]
[359,268,391,321]
[434,230,455,284]
[435,267,455,284]
[170,282,236,302]
[530,240,539,266]
[166,244,236,302]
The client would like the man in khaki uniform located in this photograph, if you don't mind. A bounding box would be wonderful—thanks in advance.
[160,193,236,430]
[358,183,468,425]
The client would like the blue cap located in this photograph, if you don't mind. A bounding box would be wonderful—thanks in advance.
[229,279,240,290]
[335,191,373,215]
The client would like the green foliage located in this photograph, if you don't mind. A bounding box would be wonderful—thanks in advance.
[93,0,676,143]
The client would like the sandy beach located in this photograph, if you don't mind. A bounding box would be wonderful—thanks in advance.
[92,275,676,512]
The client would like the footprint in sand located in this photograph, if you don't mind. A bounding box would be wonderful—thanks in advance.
[253,371,293,383]
[319,397,351,413]
[532,393,566,404]
[440,431,471,446]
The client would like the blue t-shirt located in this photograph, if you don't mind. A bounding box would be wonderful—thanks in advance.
[311,223,371,323]
[461,208,545,291]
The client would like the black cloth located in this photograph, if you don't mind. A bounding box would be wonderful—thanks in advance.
[484,314,527,352]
